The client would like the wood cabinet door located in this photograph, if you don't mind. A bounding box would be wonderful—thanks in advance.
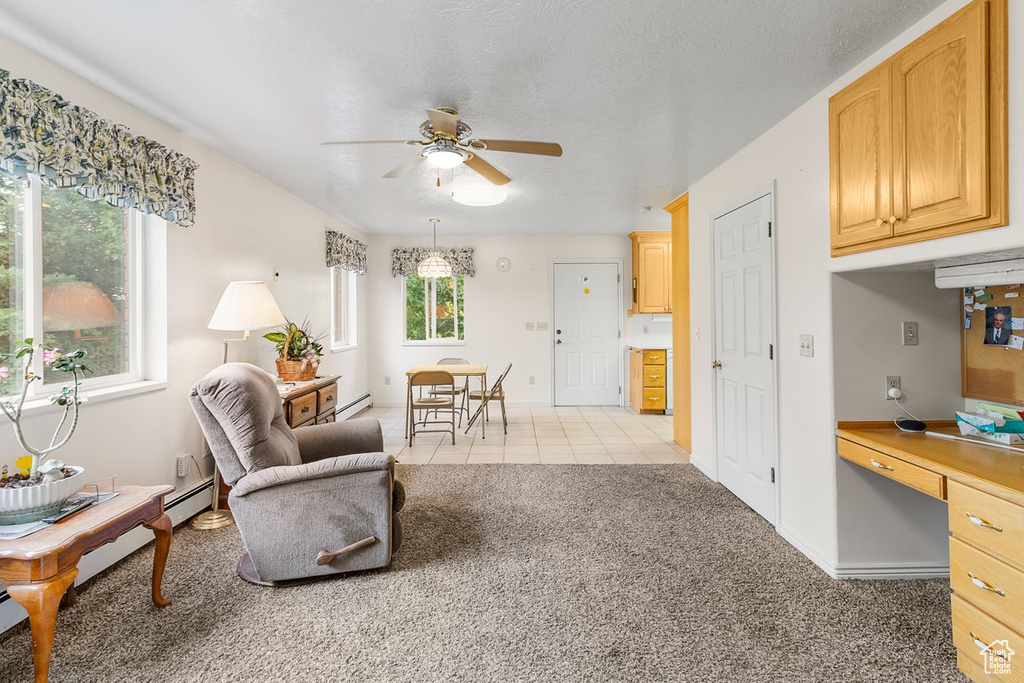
[629,350,642,412]
[637,241,671,313]
[829,64,892,249]
[891,0,989,235]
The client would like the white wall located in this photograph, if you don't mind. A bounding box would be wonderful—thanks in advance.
[0,37,371,497]
[365,234,631,406]
[832,272,960,572]
[686,0,1024,573]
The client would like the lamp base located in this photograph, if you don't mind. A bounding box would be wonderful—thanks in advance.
[190,509,234,530]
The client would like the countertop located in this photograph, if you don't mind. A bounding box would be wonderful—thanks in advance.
[628,345,672,352]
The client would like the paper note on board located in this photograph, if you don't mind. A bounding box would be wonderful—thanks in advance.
[965,306,974,314]
[1007,292,1019,299]
[965,314,972,330]
[978,293,994,302]
[964,296,975,305]
[975,303,988,310]
[1008,284,1021,290]
[1014,318,1024,330]
[975,287,986,294]
[1009,335,1024,351]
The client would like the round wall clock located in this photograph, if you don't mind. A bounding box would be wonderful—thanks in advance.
[496,257,512,272]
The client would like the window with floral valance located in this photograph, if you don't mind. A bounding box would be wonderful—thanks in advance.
[390,247,476,277]
[325,230,367,274]
[0,68,198,227]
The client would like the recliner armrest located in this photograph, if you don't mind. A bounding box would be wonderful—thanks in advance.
[232,452,393,497]
[295,417,385,463]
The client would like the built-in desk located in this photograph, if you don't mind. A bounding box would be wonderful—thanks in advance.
[837,423,1024,682]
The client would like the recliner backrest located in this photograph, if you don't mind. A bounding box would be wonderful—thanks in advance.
[188,362,301,486]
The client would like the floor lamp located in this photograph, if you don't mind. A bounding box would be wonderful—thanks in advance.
[191,280,286,530]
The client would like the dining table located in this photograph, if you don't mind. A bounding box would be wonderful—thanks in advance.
[406,363,489,439]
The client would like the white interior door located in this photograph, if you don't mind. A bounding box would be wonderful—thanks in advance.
[552,262,621,406]
[713,193,778,525]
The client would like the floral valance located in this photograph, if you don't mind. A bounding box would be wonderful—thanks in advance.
[0,68,198,227]
[325,230,367,274]
[391,247,476,277]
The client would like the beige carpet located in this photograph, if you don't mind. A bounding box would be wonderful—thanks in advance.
[0,465,967,682]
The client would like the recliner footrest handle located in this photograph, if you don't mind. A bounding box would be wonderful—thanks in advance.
[316,536,377,565]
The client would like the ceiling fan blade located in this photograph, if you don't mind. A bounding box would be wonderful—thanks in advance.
[321,140,419,146]
[383,154,426,178]
[464,154,511,186]
[472,140,563,157]
[426,108,459,137]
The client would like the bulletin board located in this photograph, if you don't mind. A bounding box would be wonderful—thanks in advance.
[962,283,1024,404]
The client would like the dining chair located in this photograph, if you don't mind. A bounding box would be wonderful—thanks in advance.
[467,363,512,436]
[408,370,456,446]
[431,357,471,425]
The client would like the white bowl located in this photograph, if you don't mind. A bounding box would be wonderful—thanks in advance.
[0,466,85,525]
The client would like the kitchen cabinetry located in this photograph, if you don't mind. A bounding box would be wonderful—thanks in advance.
[628,231,672,314]
[629,347,666,414]
[829,0,1007,256]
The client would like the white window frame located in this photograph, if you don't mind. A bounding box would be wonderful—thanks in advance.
[402,274,465,346]
[329,267,357,352]
[16,175,145,396]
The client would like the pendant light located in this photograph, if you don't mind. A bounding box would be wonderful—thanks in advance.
[417,218,453,279]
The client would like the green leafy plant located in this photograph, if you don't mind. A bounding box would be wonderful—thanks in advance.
[263,318,324,365]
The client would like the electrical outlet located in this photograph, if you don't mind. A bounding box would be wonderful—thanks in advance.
[799,334,814,357]
[885,375,901,400]
[384,376,391,385]
[525,322,535,331]
[529,376,535,385]
[902,321,919,346]
[176,454,191,478]
[642,325,649,334]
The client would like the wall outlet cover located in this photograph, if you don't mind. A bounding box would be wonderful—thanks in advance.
[799,334,814,357]
[537,322,549,331]
[885,375,901,400]
[525,322,535,331]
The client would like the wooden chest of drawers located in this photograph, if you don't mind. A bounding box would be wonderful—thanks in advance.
[629,347,666,414]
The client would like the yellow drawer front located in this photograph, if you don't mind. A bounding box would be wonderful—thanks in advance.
[950,536,1024,633]
[642,388,666,410]
[837,439,946,499]
[951,594,1024,683]
[949,480,1024,569]
[642,367,666,387]
[642,349,666,365]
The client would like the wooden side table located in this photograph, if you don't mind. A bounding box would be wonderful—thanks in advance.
[0,485,174,683]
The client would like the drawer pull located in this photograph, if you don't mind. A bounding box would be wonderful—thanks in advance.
[967,572,1006,597]
[970,632,1009,660]
[301,406,310,414]
[869,459,894,471]
[965,513,1003,532]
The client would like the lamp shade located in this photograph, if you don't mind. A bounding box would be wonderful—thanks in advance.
[208,281,286,332]
[42,282,121,331]
[417,252,453,279]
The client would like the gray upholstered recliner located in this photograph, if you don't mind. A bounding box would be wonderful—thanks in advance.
[188,362,403,585]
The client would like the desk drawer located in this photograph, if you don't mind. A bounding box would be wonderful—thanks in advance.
[949,480,1024,569]
[951,594,1024,683]
[643,388,666,410]
[318,387,337,416]
[642,367,666,387]
[837,439,946,499]
[951,536,1024,633]
[287,392,318,428]
[642,350,666,365]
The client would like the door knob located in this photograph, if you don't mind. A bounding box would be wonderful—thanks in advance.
[711,360,722,369]
[556,339,562,345]
[556,329,562,335]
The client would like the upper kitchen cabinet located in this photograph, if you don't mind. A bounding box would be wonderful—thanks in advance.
[829,0,1007,257]
[629,231,672,314]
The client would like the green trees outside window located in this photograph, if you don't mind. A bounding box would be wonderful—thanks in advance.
[404,274,465,342]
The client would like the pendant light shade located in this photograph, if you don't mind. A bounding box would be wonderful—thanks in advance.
[417,218,453,278]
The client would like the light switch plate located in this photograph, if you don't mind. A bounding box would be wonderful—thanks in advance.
[799,334,814,357]
[902,321,919,346]
[536,322,549,331]
[525,322,535,331]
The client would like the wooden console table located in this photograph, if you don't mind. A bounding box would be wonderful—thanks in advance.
[0,485,174,683]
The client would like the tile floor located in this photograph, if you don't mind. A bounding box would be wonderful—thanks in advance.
[359,404,690,465]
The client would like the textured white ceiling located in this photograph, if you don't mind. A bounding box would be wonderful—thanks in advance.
[0,0,946,235]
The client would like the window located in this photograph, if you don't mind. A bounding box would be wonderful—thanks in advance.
[0,172,143,397]
[403,274,465,343]
[330,267,357,349]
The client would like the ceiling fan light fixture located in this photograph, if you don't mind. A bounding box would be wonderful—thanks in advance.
[452,181,508,207]
[421,141,467,169]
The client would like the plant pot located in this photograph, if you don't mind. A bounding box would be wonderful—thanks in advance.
[0,466,85,525]
[276,358,319,382]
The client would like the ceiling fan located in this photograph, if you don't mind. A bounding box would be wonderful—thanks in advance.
[322,107,562,186]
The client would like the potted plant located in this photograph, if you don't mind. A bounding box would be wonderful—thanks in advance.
[263,319,324,382]
[0,339,90,525]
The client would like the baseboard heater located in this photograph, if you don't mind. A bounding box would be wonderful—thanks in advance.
[337,392,372,421]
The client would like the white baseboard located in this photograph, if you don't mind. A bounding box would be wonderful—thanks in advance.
[777,524,841,579]
[337,392,372,420]
[831,562,950,580]
[689,455,716,481]
[0,478,213,634]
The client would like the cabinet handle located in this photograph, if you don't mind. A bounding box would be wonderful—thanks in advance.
[971,632,1008,660]
[301,405,310,414]
[876,218,887,227]
[889,215,900,226]
[869,459,894,471]
[968,572,1006,597]
[965,512,1003,532]
[632,277,638,304]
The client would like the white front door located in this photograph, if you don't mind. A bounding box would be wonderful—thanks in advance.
[713,193,778,525]
[552,262,621,406]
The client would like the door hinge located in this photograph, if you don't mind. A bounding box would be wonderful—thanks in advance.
[768,343,774,360]
[618,273,621,283]
[771,467,776,483]
[618,329,622,338]
[618,385,622,395]
[768,221,772,237]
